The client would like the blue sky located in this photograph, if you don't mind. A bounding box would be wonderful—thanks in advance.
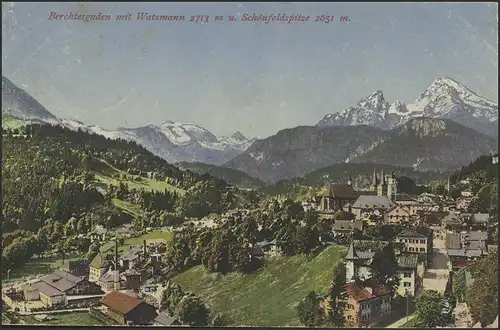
[2,2,498,138]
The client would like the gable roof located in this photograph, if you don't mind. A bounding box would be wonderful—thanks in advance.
[395,193,417,202]
[40,270,85,292]
[344,281,391,302]
[322,184,358,199]
[346,242,359,260]
[396,227,432,239]
[154,313,179,326]
[352,195,394,209]
[101,291,143,315]
[397,253,419,269]
[121,246,143,261]
[34,281,65,297]
[446,233,461,249]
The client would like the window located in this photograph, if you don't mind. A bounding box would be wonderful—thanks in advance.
[347,315,353,320]
[348,304,354,310]
[420,239,425,244]
[420,248,425,252]
[404,282,411,287]
[409,247,415,252]
[404,272,412,278]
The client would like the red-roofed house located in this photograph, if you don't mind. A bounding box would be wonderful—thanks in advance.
[343,281,392,327]
[100,291,158,325]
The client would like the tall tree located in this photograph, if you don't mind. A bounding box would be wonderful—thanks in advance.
[297,290,322,327]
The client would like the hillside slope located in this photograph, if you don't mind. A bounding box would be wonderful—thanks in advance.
[173,245,346,327]
[176,161,265,189]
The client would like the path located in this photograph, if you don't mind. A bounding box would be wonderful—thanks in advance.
[453,302,472,328]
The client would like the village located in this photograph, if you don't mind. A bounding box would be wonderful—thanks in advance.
[2,167,498,328]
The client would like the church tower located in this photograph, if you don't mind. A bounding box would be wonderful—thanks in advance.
[377,170,388,196]
[345,241,358,283]
[369,169,378,191]
[387,172,397,200]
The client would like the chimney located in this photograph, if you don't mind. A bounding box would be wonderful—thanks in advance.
[143,240,147,255]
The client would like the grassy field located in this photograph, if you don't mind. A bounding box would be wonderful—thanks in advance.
[100,230,173,254]
[19,312,105,326]
[173,245,347,327]
[2,254,85,284]
[112,198,144,218]
[93,159,185,196]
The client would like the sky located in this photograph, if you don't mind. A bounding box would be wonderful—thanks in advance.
[2,2,498,138]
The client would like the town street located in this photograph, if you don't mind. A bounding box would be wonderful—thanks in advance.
[423,235,450,294]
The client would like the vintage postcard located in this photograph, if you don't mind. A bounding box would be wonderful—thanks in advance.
[2,1,498,328]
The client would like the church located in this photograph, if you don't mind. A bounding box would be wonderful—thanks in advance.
[369,169,397,200]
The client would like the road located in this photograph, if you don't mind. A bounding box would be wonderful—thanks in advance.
[453,302,472,328]
[18,308,90,316]
[422,235,450,294]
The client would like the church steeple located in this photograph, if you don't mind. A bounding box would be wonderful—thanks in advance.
[346,241,359,260]
[372,169,378,186]
[381,169,386,185]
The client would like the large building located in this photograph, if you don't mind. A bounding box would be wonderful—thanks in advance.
[100,291,158,325]
[369,169,397,200]
[318,184,359,212]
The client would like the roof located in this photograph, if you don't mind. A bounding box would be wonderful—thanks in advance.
[466,231,488,241]
[255,239,277,248]
[396,227,432,239]
[346,242,359,260]
[92,226,108,235]
[395,193,416,202]
[488,245,498,253]
[154,313,178,326]
[332,211,356,221]
[352,195,394,209]
[397,253,419,269]
[40,270,84,292]
[101,290,143,315]
[99,269,120,284]
[446,233,461,249]
[322,184,358,199]
[442,213,462,225]
[344,281,391,302]
[333,220,363,231]
[447,249,484,257]
[121,246,143,261]
[250,246,265,257]
[34,281,65,297]
[347,240,389,260]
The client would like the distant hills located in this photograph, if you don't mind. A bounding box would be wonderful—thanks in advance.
[223,118,497,183]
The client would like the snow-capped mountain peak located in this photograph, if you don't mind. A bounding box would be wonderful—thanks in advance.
[317,77,498,137]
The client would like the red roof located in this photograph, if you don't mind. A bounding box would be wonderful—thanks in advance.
[344,282,391,302]
[100,291,143,315]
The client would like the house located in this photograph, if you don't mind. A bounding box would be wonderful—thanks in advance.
[140,285,159,295]
[39,270,101,296]
[351,195,394,221]
[90,225,108,243]
[446,231,488,266]
[394,227,433,255]
[332,220,364,237]
[153,312,181,326]
[318,184,359,212]
[461,191,473,197]
[254,239,281,255]
[396,253,421,297]
[68,260,90,278]
[345,240,391,283]
[394,193,418,206]
[121,270,142,291]
[37,282,66,307]
[120,245,144,270]
[441,213,462,232]
[100,291,158,325]
[249,246,265,260]
[343,280,392,327]
[99,268,122,292]
[89,254,113,283]
[385,205,412,223]
[460,213,490,230]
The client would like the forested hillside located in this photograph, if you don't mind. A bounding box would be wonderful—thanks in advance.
[1,123,257,273]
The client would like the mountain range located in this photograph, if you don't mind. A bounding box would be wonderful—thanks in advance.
[317,77,498,138]
[2,76,255,165]
[2,75,498,185]
[223,118,497,183]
